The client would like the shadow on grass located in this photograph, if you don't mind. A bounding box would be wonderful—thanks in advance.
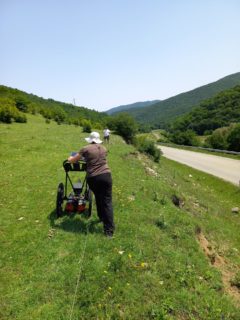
[48,210,103,235]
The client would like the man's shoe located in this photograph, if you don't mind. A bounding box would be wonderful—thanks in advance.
[104,231,114,238]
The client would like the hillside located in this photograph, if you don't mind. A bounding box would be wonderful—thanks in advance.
[0,85,108,125]
[106,100,160,115]
[171,85,240,135]
[116,72,240,128]
[1,115,240,319]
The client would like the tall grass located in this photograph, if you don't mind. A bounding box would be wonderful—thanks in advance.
[0,115,239,319]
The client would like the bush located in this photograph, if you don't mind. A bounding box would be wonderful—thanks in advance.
[227,124,240,151]
[170,130,199,146]
[15,113,27,123]
[81,119,92,133]
[53,107,67,124]
[134,136,161,162]
[40,108,53,120]
[157,130,170,143]
[109,113,138,143]
[205,127,229,150]
[0,105,13,123]
[93,122,104,130]
[15,97,29,113]
[28,103,38,115]
[0,98,27,123]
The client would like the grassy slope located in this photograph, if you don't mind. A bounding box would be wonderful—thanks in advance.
[0,115,240,320]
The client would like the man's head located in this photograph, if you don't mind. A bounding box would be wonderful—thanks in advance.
[85,131,102,144]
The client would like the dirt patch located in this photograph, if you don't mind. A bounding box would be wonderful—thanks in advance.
[125,151,159,177]
[136,153,159,177]
[196,229,240,305]
[145,166,158,177]
[171,194,185,208]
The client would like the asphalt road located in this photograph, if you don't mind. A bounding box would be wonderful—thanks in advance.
[159,146,240,186]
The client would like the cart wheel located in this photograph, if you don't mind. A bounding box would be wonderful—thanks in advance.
[86,188,93,218]
[56,183,64,218]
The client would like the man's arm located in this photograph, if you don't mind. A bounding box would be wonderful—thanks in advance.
[68,153,81,163]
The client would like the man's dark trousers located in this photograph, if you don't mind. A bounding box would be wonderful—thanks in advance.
[87,173,114,234]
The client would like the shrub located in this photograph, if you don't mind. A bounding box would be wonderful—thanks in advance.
[81,119,92,133]
[227,124,240,151]
[69,118,81,126]
[15,97,29,112]
[0,98,27,123]
[40,108,53,120]
[28,103,38,115]
[0,104,13,123]
[205,127,229,150]
[109,113,138,143]
[157,130,170,143]
[93,122,104,130]
[15,113,27,123]
[170,130,199,146]
[53,107,67,124]
[134,136,161,162]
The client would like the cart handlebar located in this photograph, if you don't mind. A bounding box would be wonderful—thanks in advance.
[63,160,87,172]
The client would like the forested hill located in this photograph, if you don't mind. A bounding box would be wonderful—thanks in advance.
[116,72,240,128]
[106,100,160,115]
[170,85,240,135]
[0,85,108,125]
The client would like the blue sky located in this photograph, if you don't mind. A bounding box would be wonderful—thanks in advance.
[0,0,239,111]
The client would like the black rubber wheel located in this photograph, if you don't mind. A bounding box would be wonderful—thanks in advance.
[56,183,64,218]
[86,188,93,218]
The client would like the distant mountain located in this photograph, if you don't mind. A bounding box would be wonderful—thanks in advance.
[113,72,240,128]
[106,100,160,115]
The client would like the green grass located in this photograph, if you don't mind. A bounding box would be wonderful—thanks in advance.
[1,115,240,319]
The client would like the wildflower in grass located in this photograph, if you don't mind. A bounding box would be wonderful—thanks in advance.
[118,250,124,255]
[128,253,132,259]
[108,287,112,291]
[140,262,148,268]
[159,281,164,285]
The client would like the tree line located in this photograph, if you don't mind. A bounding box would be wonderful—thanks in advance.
[168,86,240,151]
[0,86,139,139]
[0,85,161,160]
[0,85,108,127]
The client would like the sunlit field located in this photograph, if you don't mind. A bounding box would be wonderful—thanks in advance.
[0,115,239,319]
